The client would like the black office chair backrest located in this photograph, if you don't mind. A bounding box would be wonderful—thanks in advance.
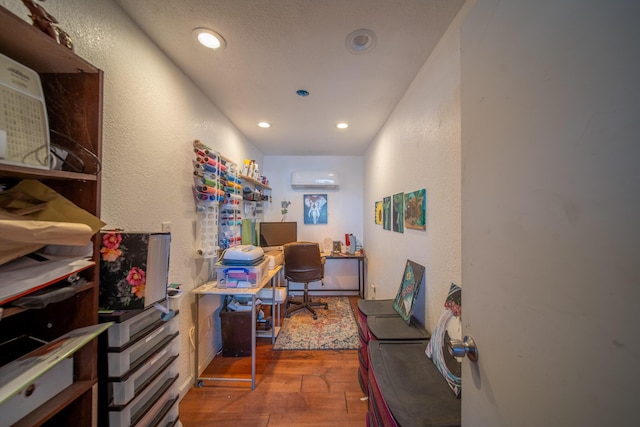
[283,242,323,283]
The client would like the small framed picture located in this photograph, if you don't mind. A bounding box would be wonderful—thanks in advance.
[303,194,328,224]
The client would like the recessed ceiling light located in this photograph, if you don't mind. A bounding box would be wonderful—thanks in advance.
[193,28,226,50]
[336,122,349,129]
[346,29,377,54]
[258,122,271,128]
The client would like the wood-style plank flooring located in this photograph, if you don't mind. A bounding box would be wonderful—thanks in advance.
[179,297,367,427]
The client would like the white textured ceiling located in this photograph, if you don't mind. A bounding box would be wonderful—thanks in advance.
[115,0,464,155]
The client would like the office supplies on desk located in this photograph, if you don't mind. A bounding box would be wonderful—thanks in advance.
[222,245,264,264]
[345,233,356,254]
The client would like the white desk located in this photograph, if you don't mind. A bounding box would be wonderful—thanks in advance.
[193,265,282,390]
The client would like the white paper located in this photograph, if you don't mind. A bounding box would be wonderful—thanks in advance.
[0,254,94,304]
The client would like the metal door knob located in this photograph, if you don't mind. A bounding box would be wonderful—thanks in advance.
[448,336,478,362]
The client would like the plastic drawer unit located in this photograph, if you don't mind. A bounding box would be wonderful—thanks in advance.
[355,299,430,394]
[215,257,269,288]
[356,299,398,343]
[109,339,179,406]
[105,307,166,348]
[106,314,179,378]
[367,340,460,427]
[99,307,180,426]
[108,368,179,427]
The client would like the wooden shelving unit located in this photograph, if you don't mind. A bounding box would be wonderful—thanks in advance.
[0,5,103,426]
[239,174,271,190]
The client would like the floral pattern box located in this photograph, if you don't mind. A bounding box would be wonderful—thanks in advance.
[99,231,171,310]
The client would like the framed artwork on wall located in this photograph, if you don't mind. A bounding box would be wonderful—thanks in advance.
[375,201,383,225]
[303,194,327,224]
[404,189,426,231]
[393,192,404,233]
[393,259,425,323]
[383,196,391,230]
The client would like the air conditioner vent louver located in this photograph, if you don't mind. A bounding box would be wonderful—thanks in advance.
[290,171,340,189]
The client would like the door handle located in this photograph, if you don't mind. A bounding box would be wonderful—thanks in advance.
[447,336,478,362]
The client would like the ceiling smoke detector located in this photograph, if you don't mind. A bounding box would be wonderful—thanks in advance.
[346,29,377,54]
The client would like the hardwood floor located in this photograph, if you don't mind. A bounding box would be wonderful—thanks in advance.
[179,297,367,427]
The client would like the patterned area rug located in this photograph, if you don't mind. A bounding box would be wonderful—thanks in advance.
[273,296,359,350]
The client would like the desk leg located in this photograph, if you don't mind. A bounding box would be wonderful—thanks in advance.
[272,276,276,345]
[194,293,201,387]
[358,258,365,298]
[251,294,256,390]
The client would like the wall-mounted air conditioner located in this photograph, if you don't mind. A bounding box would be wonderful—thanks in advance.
[290,171,340,189]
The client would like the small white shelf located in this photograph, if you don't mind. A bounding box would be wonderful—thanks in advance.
[256,326,281,339]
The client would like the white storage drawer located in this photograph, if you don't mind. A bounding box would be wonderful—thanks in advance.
[149,395,180,427]
[109,336,179,405]
[107,315,179,377]
[215,257,269,287]
[1,358,72,427]
[108,368,178,427]
[106,307,165,348]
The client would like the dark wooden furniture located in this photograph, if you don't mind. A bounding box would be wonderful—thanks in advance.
[367,340,461,427]
[356,299,430,394]
[0,5,103,425]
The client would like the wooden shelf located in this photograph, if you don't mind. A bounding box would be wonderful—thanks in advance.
[14,380,95,427]
[0,280,96,321]
[0,164,98,181]
[0,8,98,74]
[0,5,103,425]
[239,174,271,190]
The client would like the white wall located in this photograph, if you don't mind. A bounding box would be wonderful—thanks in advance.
[262,155,364,292]
[362,7,462,330]
[0,0,263,396]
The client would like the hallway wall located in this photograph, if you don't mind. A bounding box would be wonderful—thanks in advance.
[362,5,463,330]
[0,0,263,395]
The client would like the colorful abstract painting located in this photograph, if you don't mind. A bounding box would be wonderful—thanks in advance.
[375,201,383,225]
[404,189,426,230]
[303,194,327,224]
[383,196,391,230]
[392,192,404,233]
[392,259,425,323]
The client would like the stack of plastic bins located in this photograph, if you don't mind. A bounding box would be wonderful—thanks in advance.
[355,299,398,393]
[98,307,181,427]
[367,340,461,427]
[356,299,431,394]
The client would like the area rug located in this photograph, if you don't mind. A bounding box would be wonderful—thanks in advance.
[273,297,359,350]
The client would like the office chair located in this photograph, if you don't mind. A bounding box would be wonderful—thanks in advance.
[283,241,328,320]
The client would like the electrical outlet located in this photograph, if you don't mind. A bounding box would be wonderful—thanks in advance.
[162,221,172,233]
